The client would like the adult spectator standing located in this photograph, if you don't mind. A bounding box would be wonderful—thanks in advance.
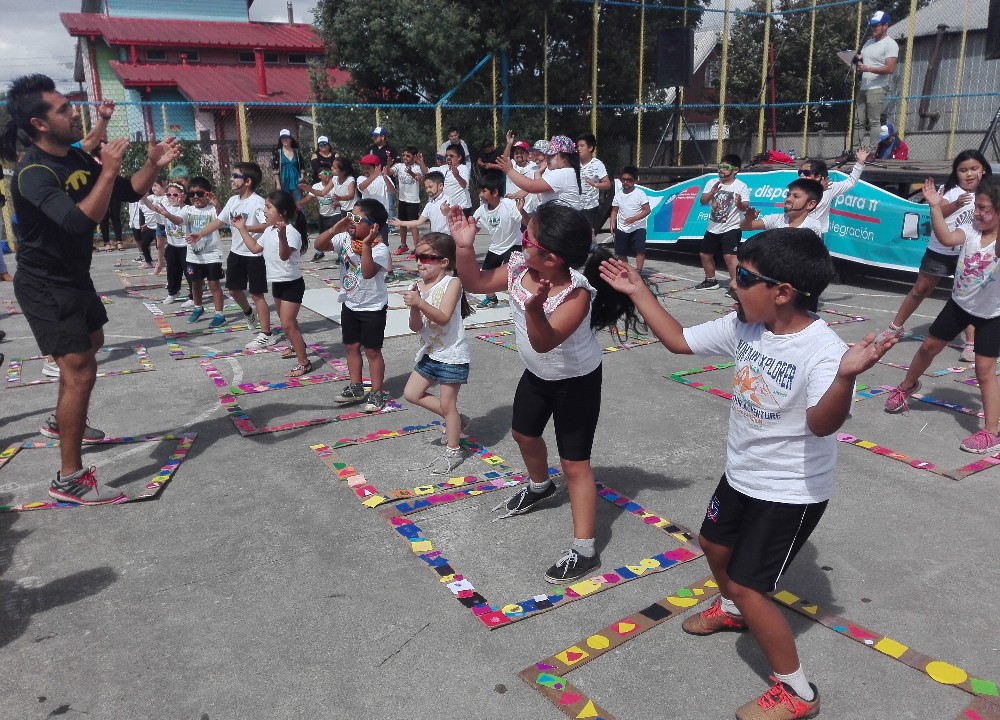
[367,126,399,227]
[309,135,336,183]
[0,74,179,504]
[852,11,899,150]
[438,127,471,166]
[271,128,309,248]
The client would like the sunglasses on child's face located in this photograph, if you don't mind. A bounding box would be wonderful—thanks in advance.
[231,173,247,180]
[189,190,207,198]
[718,163,737,172]
[166,192,183,198]
[348,212,374,225]
[735,266,812,297]
[798,169,817,177]
[415,253,444,263]
[521,230,557,258]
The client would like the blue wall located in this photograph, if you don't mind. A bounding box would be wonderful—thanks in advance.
[147,89,197,141]
[106,0,248,22]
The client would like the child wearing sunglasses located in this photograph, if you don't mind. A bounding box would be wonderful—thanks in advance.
[150,182,193,306]
[401,232,474,474]
[314,198,393,412]
[599,228,894,720]
[452,201,643,584]
[697,153,750,291]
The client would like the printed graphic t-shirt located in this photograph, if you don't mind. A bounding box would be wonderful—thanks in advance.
[704,179,750,234]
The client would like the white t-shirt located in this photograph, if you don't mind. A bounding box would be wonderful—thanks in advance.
[141,194,162,226]
[432,164,472,208]
[358,175,392,212]
[927,186,976,256]
[539,167,581,209]
[127,201,143,228]
[392,163,422,204]
[414,274,471,365]
[438,139,471,165]
[704,179,750,234]
[218,193,267,256]
[474,199,521,255]
[860,35,899,91]
[761,212,824,238]
[506,251,600,381]
[331,176,357,212]
[162,201,188,248]
[684,314,848,504]
[515,161,540,214]
[612,186,651,232]
[580,158,609,210]
[312,181,338,218]
[953,223,1000,319]
[421,194,451,234]
[814,162,864,233]
[179,205,222,264]
[328,231,391,311]
[258,224,303,283]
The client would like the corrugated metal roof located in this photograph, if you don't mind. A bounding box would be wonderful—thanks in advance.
[61,12,324,51]
[108,62,349,104]
[889,0,989,39]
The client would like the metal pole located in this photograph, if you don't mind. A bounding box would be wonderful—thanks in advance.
[715,0,732,163]
[636,0,646,166]
[756,0,773,155]
[801,0,818,156]
[896,0,920,139]
[436,105,443,150]
[311,104,318,149]
[544,13,550,138]
[946,0,972,158]
[237,102,250,162]
[846,0,863,150]
[677,0,690,165]
[591,0,600,136]
[492,55,499,146]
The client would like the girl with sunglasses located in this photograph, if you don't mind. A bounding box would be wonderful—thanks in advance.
[401,232,473,475]
[149,182,192,305]
[451,201,642,584]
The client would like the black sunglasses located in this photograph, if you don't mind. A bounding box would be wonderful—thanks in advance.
[189,190,207,198]
[735,266,812,297]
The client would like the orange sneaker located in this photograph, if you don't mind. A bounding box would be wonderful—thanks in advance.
[392,245,410,256]
[681,598,747,635]
[736,677,820,720]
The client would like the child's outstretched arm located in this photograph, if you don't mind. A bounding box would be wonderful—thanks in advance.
[807,332,898,436]
[924,178,967,247]
[598,258,692,354]
[450,206,506,294]
[230,216,263,255]
[740,207,764,231]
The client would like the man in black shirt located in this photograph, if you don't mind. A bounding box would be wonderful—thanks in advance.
[0,74,179,505]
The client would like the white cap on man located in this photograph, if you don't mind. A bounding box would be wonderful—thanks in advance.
[868,10,891,24]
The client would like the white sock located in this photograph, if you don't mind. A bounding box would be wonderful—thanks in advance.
[720,596,741,616]
[774,667,814,701]
[571,537,596,558]
[528,478,552,493]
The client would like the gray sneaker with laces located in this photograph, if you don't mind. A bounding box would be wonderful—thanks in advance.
[364,389,392,413]
[48,466,127,505]
[431,446,466,475]
[335,382,369,404]
[39,415,106,444]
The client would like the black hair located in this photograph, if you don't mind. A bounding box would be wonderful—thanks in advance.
[975,176,1000,215]
[233,162,262,189]
[446,126,460,135]
[278,134,299,150]
[721,153,742,168]
[943,149,993,192]
[445,143,466,162]
[1,73,57,161]
[799,157,829,179]
[424,170,445,185]
[355,197,388,228]
[576,133,597,149]
[620,165,639,179]
[415,232,472,318]
[188,175,212,192]
[531,201,645,334]
[478,170,504,195]
[404,145,418,155]
[480,138,496,149]
[737,228,834,310]
[787,178,823,207]
[333,157,355,177]
[266,189,297,221]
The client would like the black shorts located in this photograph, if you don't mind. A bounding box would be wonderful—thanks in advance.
[186,261,224,282]
[341,303,388,349]
[318,213,342,233]
[929,298,1000,358]
[462,207,474,218]
[581,206,603,233]
[511,364,602,462]
[699,475,828,592]
[701,228,743,256]
[482,245,520,271]
[614,228,647,257]
[13,275,108,356]
[226,252,268,295]
[272,277,306,303]
[398,201,420,222]
[918,248,960,278]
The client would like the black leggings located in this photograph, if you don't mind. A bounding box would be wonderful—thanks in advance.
[511,364,603,462]
[100,199,123,246]
[165,244,191,297]
[138,227,155,263]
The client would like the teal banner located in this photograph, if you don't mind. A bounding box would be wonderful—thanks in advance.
[642,171,931,272]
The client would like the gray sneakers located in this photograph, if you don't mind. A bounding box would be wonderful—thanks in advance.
[335,382,369,404]
[365,389,392,413]
[48,466,127,506]
[431,446,466,475]
[39,415,106,444]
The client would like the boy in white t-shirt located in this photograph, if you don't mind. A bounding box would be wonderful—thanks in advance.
[357,153,396,249]
[599,228,895,720]
[697,153,750,290]
[577,132,611,233]
[501,132,540,221]
[314,198,394,413]
[610,165,651,272]
[741,178,824,238]
[391,146,424,254]
[416,145,472,217]
[389,171,450,236]
[472,170,522,308]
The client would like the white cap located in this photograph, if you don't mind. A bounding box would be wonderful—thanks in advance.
[879,125,890,141]
[317,135,329,144]
[279,128,291,137]
[868,10,891,24]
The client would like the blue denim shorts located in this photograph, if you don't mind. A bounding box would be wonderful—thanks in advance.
[415,354,469,384]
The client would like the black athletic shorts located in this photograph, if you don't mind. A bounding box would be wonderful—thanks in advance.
[226,252,268,295]
[699,475,828,592]
[929,298,1000,358]
[13,275,108,356]
[272,277,306,304]
[511,364,602,462]
[482,245,520,271]
[614,228,647,257]
[341,303,388,349]
[398,201,420,222]
[701,228,743,256]
[186,262,224,282]
[918,248,960,278]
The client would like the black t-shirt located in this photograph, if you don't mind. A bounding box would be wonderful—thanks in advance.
[366,143,397,169]
[310,153,334,184]
[12,145,141,288]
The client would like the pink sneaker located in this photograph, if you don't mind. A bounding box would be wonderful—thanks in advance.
[960,429,1000,454]
[884,380,921,413]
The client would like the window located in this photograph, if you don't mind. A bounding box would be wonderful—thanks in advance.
[180,50,200,63]
[146,49,166,62]
[704,59,721,88]
[238,51,255,64]
[288,54,307,65]
[264,52,279,65]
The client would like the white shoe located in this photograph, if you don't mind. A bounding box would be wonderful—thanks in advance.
[42,361,61,378]
[245,332,278,349]
[180,298,196,308]
[161,295,178,305]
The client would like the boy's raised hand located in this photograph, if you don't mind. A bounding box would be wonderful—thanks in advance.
[598,257,644,298]
[448,204,477,249]
[496,154,513,173]
[923,178,943,206]
[505,129,515,145]
[855,147,870,165]
[840,331,898,378]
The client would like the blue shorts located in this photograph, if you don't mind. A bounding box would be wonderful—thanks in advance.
[415,354,469,384]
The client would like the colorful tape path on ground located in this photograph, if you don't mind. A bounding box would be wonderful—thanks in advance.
[6,345,155,388]
[151,313,253,339]
[836,432,1000,480]
[164,332,288,360]
[519,576,719,720]
[477,329,658,355]
[668,363,888,403]
[142,300,244,317]
[114,269,166,290]
[0,432,196,512]
[378,484,703,629]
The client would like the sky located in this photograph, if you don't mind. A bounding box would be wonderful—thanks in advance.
[0,0,321,92]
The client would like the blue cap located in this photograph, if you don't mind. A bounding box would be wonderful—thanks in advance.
[868,10,891,24]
